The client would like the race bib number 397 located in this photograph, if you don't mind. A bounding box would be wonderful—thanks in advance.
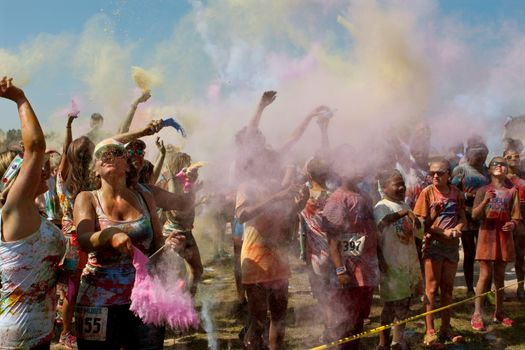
[76,306,108,341]
[340,233,366,257]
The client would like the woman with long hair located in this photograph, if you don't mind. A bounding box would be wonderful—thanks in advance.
[158,151,203,295]
[0,76,65,349]
[73,138,182,349]
[56,114,95,348]
[470,157,521,331]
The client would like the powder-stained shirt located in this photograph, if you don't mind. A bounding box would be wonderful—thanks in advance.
[237,179,297,284]
[57,172,74,230]
[77,190,154,307]
[322,187,379,288]
[0,213,65,349]
[374,198,422,302]
[474,183,522,261]
[157,173,196,234]
[300,187,332,276]
[508,175,525,217]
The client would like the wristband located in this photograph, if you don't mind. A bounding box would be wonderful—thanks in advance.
[336,266,347,275]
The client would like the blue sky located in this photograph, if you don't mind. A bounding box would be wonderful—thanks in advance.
[1,0,525,139]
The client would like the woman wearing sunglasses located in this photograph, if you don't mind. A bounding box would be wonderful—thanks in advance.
[470,157,522,331]
[73,139,182,349]
[413,158,467,347]
[0,77,66,349]
[503,149,525,299]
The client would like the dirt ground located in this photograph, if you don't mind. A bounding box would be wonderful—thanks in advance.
[52,230,525,350]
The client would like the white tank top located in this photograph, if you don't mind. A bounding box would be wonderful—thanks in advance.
[0,210,65,349]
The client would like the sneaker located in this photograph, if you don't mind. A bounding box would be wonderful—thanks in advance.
[59,332,77,349]
[493,312,513,327]
[471,313,485,331]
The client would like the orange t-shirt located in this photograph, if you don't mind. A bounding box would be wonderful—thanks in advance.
[236,180,293,284]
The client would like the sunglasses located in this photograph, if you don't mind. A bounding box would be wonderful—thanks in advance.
[505,154,520,160]
[127,149,145,157]
[429,170,447,177]
[490,161,508,168]
[99,149,125,163]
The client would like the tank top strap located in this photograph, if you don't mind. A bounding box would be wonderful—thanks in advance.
[91,190,106,219]
[130,188,150,218]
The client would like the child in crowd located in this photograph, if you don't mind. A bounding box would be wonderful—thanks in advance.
[471,157,522,330]
[375,169,422,350]
[414,158,467,347]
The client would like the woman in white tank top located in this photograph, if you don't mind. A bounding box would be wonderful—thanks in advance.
[0,77,65,350]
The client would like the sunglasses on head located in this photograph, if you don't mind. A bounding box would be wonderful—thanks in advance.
[505,154,520,160]
[127,149,145,157]
[429,170,447,177]
[99,149,125,163]
[490,161,508,168]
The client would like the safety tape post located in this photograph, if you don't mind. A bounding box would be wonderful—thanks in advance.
[308,280,523,350]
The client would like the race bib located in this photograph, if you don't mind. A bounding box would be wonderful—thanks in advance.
[340,233,366,257]
[76,306,108,341]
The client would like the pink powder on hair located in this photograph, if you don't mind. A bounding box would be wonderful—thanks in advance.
[130,247,199,329]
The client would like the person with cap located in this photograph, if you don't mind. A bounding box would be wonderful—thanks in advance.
[0,76,66,349]
[73,138,183,349]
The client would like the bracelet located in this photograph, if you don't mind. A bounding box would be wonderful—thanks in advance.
[335,266,347,275]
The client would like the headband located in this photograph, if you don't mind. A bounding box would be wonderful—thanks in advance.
[0,154,24,192]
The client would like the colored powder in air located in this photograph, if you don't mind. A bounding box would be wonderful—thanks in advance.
[130,247,199,329]
[131,66,163,92]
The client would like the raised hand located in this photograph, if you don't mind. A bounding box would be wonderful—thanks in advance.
[260,90,277,108]
[136,89,152,104]
[0,76,25,104]
[142,119,164,136]
[66,115,78,127]
[155,137,166,155]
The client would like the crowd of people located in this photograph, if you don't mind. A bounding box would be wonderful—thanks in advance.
[0,77,524,350]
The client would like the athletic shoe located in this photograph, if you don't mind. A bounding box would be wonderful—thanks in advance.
[59,332,77,349]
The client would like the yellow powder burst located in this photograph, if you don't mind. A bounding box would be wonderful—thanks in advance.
[131,66,164,91]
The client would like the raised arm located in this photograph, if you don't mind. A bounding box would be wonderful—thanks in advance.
[58,114,77,180]
[248,90,276,130]
[117,90,152,134]
[113,119,163,144]
[1,77,47,241]
[316,111,331,157]
[151,137,166,184]
[235,184,294,224]
[277,106,325,155]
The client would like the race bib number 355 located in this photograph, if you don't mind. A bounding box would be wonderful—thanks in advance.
[340,233,366,257]
[76,306,108,341]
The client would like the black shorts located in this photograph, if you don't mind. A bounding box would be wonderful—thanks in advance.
[75,304,165,350]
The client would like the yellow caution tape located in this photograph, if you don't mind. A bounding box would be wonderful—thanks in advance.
[308,280,523,350]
